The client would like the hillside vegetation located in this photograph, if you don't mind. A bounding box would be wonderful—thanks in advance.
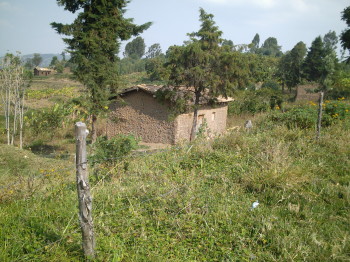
[0,110,349,261]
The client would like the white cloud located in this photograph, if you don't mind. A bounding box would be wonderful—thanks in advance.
[198,0,315,12]
[0,1,16,11]
[252,0,277,9]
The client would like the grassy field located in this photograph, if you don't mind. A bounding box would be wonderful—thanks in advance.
[0,113,349,261]
[0,74,349,261]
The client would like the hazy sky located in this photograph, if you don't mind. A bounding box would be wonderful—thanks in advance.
[0,0,348,57]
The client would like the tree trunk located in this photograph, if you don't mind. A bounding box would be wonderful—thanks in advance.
[75,122,95,258]
[6,88,11,145]
[316,91,324,140]
[91,114,97,143]
[190,91,201,141]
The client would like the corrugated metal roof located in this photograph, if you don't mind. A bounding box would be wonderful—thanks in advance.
[34,67,52,72]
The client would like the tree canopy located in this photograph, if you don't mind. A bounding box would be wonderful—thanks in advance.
[249,33,260,53]
[166,8,244,140]
[278,41,307,90]
[303,34,337,87]
[340,6,350,63]
[32,53,43,67]
[124,36,146,59]
[51,0,151,140]
[146,43,163,59]
[259,37,283,57]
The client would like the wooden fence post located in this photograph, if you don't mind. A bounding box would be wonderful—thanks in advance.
[316,91,324,140]
[75,122,95,258]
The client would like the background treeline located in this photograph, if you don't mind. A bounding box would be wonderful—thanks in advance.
[118,31,350,101]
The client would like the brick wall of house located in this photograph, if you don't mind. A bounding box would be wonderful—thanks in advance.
[174,104,228,143]
[295,84,320,102]
[106,91,176,144]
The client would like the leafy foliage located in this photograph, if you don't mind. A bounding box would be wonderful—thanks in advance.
[118,57,146,75]
[277,41,307,90]
[32,53,43,67]
[303,34,338,87]
[166,8,244,139]
[258,37,283,57]
[228,89,282,115]
[146,43,163,59]
[340,6,350,63]
[88,135,138,166]
[267,100,350,129]
[124,37,146,59]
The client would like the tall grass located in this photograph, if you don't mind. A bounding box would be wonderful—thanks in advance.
[0,114,349,261]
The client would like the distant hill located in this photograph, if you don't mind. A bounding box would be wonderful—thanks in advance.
[21,53,70,67]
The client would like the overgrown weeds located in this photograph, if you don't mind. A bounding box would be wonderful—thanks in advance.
[1,110,349,261]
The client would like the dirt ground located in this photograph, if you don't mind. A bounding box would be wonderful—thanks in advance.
[136,142,172,151]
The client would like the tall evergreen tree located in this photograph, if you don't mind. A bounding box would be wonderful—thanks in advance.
[51,0,151,141]
[303,36,337,87]
[167,8,239,141]
[278,41,307,90]
[323,30,338,51]
[340,6,350,63]
[249,33,260,53]
[303,36,326,82]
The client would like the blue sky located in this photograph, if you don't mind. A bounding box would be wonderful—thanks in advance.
[0,0,348,57]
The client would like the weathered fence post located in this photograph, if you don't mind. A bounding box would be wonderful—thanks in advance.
[75,122,95,258]
[316,91,324,140]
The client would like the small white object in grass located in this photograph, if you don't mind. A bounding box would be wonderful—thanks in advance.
[251,200,259,210]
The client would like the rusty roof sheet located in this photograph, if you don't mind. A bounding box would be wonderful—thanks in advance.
[119,84,234,104]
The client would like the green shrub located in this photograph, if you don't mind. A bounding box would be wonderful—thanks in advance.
[268,106,317,129]
[89,135,139,166]
[228,89,283,115]
[267,100,350,129]
[25,104,71,135]
[323,99,350,124]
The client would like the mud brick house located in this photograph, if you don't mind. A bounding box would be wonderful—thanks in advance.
[295,84,320,102]
[34,67,53,76]
[106,84,234,144]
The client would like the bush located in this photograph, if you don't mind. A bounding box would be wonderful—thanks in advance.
[228,89,283,115]
[25,104,71,135]
[89,135,139,166]
[323,98,350,123]
[267,100,350,129]
[268,106,317,129]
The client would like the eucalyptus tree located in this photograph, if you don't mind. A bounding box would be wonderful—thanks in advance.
[259,37,283,57]
[51,0,151,141]
[0,53,29,148]
[146,43,163,59]
[32,53,43,67]
[124,36,146,59]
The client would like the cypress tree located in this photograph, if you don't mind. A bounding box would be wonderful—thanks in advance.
[52,0,151,141]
